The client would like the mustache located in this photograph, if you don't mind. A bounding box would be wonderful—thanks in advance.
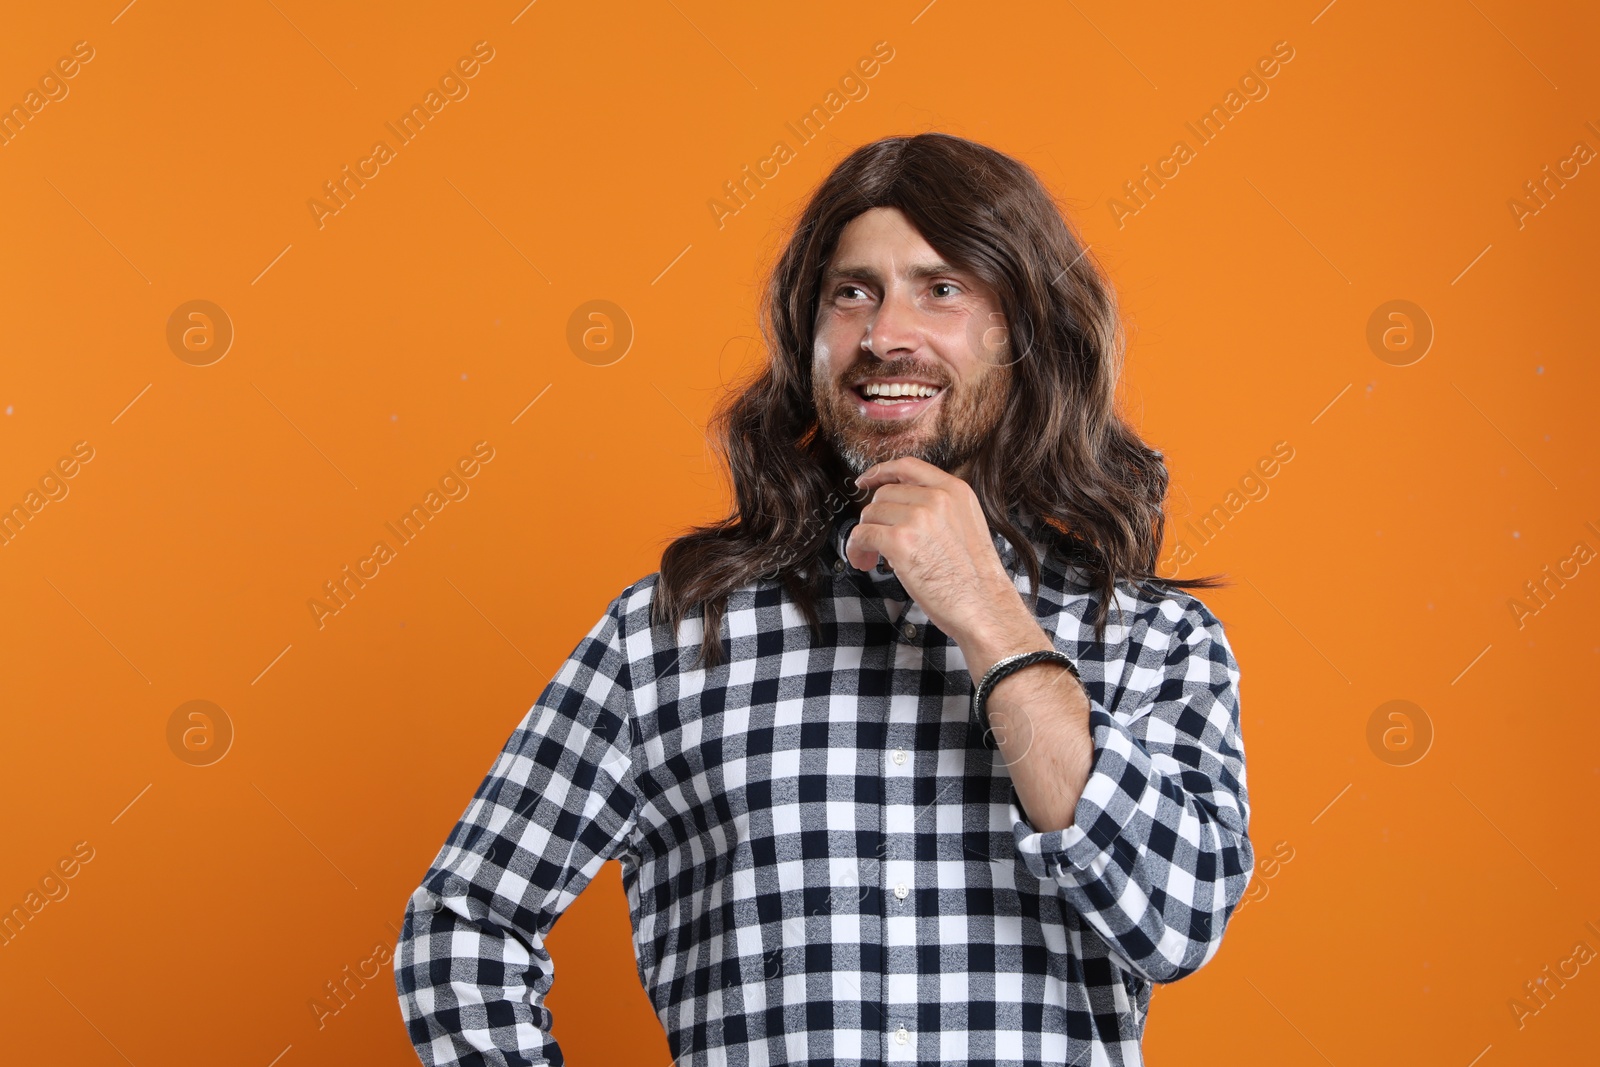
[842,362,949,388]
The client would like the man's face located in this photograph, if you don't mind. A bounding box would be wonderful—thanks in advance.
[811,206,1012,480]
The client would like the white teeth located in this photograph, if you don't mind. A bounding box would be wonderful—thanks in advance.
[860,382,940,398]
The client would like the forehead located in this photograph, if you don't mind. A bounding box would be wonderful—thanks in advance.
[830,206,938,262]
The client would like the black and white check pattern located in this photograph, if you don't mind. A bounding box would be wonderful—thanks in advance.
[394,507,1253,1066]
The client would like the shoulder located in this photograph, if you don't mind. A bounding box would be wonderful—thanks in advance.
[602,571,710,670]
[1109,580,1238,673]
[1139,584,1233,650]
[596,571,665,651]
[611,571,661,621]
[1023,535,1238,682]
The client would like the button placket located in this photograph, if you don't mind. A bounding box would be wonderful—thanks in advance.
[882,644,921,1062]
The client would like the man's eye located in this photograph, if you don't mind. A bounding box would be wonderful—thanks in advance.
[931,282,960,297]
[837,285,867,300]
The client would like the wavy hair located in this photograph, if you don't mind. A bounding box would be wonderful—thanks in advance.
[653,132,1226,670]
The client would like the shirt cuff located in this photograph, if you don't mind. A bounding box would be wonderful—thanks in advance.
[1012,704,1159,880]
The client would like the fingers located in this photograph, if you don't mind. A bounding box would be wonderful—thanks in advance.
[858,482,923,509]
[843,520,879,571]
[855,500,919,534]
[853,455,949,493]
[845,513,917,572]
[861,483,959,535]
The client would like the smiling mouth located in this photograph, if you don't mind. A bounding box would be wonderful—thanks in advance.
[851,383,945,406]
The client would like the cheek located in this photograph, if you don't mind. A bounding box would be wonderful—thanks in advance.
[951,352,1011,412]
[812,336,835,379]
[942,315,994,375]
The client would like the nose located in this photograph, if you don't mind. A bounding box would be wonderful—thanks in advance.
[862,285,920,360]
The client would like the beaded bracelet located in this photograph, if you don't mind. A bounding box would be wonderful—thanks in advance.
[972,649,1080,748]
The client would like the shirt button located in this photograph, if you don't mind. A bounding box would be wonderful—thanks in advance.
[894,1026,910,1045]
[901,622,916,640]
[832,559,845,573]
[894,883,908,900]
[891,749,907,766]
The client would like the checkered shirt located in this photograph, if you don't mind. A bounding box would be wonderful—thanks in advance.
[394,506,1253,1066]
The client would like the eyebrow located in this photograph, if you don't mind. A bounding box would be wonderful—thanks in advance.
[821,261,967,286]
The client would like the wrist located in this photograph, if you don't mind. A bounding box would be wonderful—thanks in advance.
[971,647,1082,752]
[959,601,1054,682]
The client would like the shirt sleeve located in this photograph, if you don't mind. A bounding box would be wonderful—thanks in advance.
[394,593,640,1066]
[1010,601,1253,984]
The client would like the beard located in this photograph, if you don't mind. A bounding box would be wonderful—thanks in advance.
[812,354,1011,477]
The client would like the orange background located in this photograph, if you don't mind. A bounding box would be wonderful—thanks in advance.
[2,1,1596,1064]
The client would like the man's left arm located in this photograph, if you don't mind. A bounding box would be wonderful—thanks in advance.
[970,601,1254,985]
[844,457,1253,987]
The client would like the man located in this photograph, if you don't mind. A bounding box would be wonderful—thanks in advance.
[395,132,1252,1066]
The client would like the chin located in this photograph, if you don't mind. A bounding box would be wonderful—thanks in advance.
[834,437,947,476]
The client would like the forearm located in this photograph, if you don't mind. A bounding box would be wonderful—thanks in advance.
[395,878,558,1065]
[985,601,1248,985]
[1011,704,1253,982]
[960,597,1253,983]
[959,602,1094,833]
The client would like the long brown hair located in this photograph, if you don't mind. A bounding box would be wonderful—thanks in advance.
[653,132,1226,670]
